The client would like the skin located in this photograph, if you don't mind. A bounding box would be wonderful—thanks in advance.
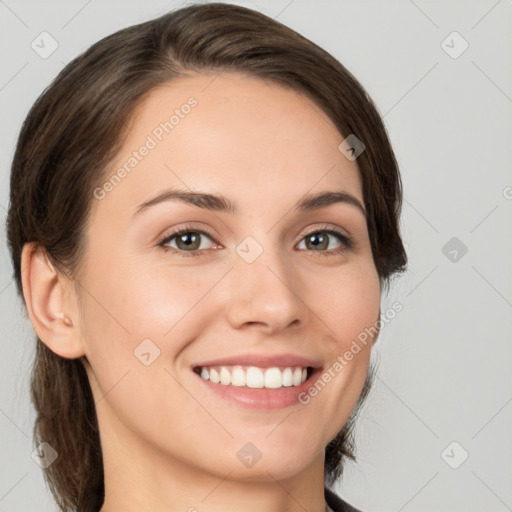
[22,72,381,512]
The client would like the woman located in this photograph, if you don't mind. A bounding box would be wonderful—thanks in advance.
[6,3,407,511]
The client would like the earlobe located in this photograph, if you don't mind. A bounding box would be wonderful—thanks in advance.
[20,242,85,359]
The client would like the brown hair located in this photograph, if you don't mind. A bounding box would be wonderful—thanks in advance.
[6,3,407,510]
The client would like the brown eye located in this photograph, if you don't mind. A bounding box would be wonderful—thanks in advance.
[159,229,217,254]
[297,229,351,253]
[304,232,330,251]
[174,232,202,251]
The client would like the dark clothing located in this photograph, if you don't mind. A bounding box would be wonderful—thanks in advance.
[325,487,362,512]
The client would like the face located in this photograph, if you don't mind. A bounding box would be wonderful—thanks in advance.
[77,72,381,482]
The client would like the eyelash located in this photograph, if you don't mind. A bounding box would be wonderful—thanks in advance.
[157,223,353,258]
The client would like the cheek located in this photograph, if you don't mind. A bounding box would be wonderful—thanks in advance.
[302,262,380,430]
[78,261,214,440]
[79,257,228,375]
[316,260,381,345]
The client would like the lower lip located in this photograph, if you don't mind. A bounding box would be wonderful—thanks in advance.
[193,368,322,410]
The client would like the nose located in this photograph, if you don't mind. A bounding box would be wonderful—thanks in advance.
[224,244,305,333]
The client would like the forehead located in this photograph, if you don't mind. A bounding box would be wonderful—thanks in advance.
[90,72,363,221]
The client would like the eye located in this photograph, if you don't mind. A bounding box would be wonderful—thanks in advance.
[158,226,219,256]
[296,227,352,254]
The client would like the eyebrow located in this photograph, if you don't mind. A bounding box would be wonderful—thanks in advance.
[132,187,366,218]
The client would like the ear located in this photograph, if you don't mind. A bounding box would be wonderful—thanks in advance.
[20,242,85,359]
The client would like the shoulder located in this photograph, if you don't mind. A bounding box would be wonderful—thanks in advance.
[325,487,363,512]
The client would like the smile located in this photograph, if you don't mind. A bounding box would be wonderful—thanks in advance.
[194,365,312,389]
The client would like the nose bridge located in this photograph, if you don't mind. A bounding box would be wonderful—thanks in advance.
[225,235,304,330]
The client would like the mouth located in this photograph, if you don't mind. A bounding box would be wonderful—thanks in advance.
[190,353,323,409]
[193,364,315,390]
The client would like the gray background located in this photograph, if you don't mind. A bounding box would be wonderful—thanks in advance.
[1,0,511,511]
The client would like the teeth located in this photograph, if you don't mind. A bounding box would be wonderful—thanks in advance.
[209,368,220,384]
[197,365,310,389]
[231,367,246,387]
[282,368,293,387]
[220,367,231,385]
[247,367,264,388]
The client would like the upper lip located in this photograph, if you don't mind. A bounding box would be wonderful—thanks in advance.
[192,353,322,369]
